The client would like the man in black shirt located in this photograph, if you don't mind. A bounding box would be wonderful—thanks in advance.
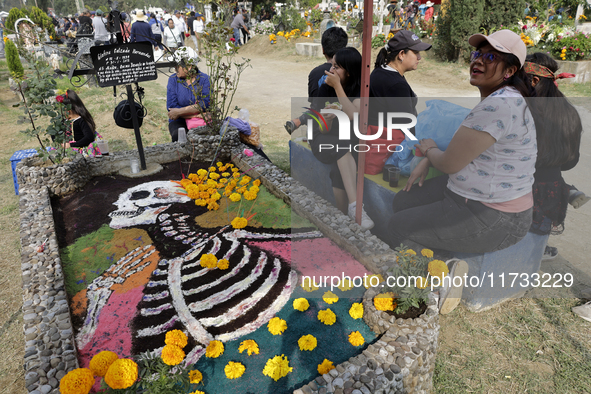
[78,9,93,35]
[285,27,348,134]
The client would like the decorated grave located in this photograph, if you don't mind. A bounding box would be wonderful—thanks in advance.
[16,131,440,394]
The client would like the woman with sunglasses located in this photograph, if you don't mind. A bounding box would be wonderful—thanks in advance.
[387,30,537,256]
[166,47,210,142]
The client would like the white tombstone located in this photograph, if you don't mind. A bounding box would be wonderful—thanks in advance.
[204,5,213,22]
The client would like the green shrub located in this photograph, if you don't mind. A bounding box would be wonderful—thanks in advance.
[372,34,386,49]
[5,39,23,79]
[5,7,26,34]
[551,32,591,61]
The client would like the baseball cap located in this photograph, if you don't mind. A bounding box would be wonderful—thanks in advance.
[387,30,432,53]
[96,9,103,15]
[468,29,526,67]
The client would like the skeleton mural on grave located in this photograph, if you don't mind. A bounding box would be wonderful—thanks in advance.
[76,181,319,362]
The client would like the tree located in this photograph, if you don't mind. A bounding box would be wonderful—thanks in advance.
[481,0,527,34]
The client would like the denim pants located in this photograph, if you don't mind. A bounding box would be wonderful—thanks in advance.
[233,28,241,45]
[386,175,532,254]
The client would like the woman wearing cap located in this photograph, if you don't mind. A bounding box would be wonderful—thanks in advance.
[387,30,538,255]
[166,47,210,142]
[369,30,431,135]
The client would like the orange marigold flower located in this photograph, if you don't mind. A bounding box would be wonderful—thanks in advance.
[165,330,188,348]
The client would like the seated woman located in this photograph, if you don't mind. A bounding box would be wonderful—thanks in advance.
[387,30,537,254]
[166,46,210,142]
[63,89,97,149]
[310,47,374,230]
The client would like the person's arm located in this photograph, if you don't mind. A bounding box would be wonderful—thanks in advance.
[324,70,359,120]
[416,126,496,174]
[69,120,95,148]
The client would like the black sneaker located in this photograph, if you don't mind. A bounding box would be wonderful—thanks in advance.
[542,245,558,261]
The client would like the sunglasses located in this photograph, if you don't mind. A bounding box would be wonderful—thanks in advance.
[470,50,499,64]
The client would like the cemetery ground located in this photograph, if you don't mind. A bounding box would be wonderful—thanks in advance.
[0,36,590,393]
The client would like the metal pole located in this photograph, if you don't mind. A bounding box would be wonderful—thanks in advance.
[126,84,147,170]
[355,0,373,226]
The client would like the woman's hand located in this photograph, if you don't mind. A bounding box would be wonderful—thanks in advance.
[324,70,342,89]
[168,107,182,120]
[415,138,438,155]
[404,157,430,191]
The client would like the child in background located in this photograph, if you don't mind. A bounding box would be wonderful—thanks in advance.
[62,89,99,152]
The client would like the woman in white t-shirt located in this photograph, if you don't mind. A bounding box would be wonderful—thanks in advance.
[193,14,205,55]
[387,30,538,255]
[163,18,182,52]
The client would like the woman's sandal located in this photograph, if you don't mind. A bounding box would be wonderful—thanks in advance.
[439,259,469,315]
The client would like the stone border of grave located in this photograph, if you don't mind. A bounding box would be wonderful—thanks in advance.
[15,130,439,394]
[232,147,441,394]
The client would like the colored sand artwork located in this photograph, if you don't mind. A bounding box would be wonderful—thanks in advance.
[53,161,376,393]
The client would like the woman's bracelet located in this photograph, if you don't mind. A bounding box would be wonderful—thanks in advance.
[423,146,436,156]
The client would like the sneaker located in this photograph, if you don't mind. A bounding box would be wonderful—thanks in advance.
[569,188,591,209]
[284,120,296,135]
[348,203,375,230]
[439,259,469,315]
[542,245,558,261]
[572,301,591,322]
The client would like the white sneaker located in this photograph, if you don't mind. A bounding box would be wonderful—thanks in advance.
[572,301,591,322]
[439,258,469,315]
[348,203,375,230]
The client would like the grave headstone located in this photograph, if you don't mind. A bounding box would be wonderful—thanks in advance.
[90,42,157,87]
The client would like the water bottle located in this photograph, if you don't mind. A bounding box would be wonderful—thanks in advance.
[177,127,187,143]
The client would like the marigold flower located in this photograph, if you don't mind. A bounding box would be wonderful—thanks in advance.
[59,368,94,394]
[317,308,336,325]
[338,278,353,291]
[229,193,241,202]
[428,259,449,279]
[415,276,429,289]
[239,176,251,185]
[104,358,138,389]
[89,350,118,377]
[421,248,434,258]
[236,186,247,194]
[210,172,220,180]
[317,359,335,375]
[195,199,207,206]
[238,339,260,356]
[293,298,309,311]
[231,217,248,229]
[205,340,224,358]
[349,302,364,319]
[233,172,241,178]
[301,281,319,292]
[200,253,218,269]
[209,166,217,172]
[374,292,396,311]
[217,259,230,270]
[222,361,245,380]
[197,169,207,176]
[263,354,293,381]
[364,274,384,289]
[189,390,205,394]
[348,331,365,346]
[207,201,220,211]
[165,330,188,348]
[216,161,223,167]
[253,179,261,187]
[210,192,221,201]
[219,178,228,184]
[404,249,417,256]
[222,172,230,177]
[189,369,203,384]
[161,344,185,365]
[180,178,193,188]
[298,334,317,351]
[323,291,338,304]
[243,190,257,200]
[268,317,287,335]
[249,185,260,193]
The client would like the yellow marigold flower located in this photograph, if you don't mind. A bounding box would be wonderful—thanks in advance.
[317,308,336,325]
[187,189,199,199]
[210,192,221,201]
[222,172,230,177]
[200,253,218,269]
[364,274,384,289]
[348,331,365,346]
[219,178,229,184]
[231,166,238,172]
[197,169,207,177]
[239,176,251,185]
[323,291,338,304]
[404,249,417,256]
[249,185,259,193]
[298,334,317,351]
[188,173,199,182]
[415,276,429,289]
[268,317,287,335]
[317,359,335,375]
[205,340,224,358]
[195,199,207,206]
[338,278,353,291]
[349,302,364,319]
[236,186,247,194]
[233,172,241,178]
[189,391,205,394]
[301,280,319,292]
[238,339,260,356]
[374,292,396,311]
[189,369,203,384]
[231,217,248,229]
[229,193,241,202]
[293,298,309,311]
[421,248,434,258]
[428,259,449,279]
[104,358,138,389]
[89,350,118,377]
[209,166,217,172]
[165,330,188,348]
[207,201,220,211]
[206,179,217,187]
[180,178,193,187]
[217,259,230,270]
[216,161,223,167]
[262,354,293,381]
[59,368,94,394]
[253,179,261,187]
[161,344,185,366]
[224,361,245,379]
[244,190,257,200]
[210,172,220,180]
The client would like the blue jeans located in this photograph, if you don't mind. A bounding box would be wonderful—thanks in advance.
[233,28,241,45]
[386,175,532,254]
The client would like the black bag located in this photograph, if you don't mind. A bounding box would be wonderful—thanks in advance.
[113,100,145,129]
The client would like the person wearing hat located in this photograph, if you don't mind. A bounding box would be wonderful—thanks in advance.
[130,10,157,47]
[78,9,93,34]
[424,1,434,22]
[93,9,110,45]
[387,30,538,266]
[369,30,431,134]
[166,47,210,142]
